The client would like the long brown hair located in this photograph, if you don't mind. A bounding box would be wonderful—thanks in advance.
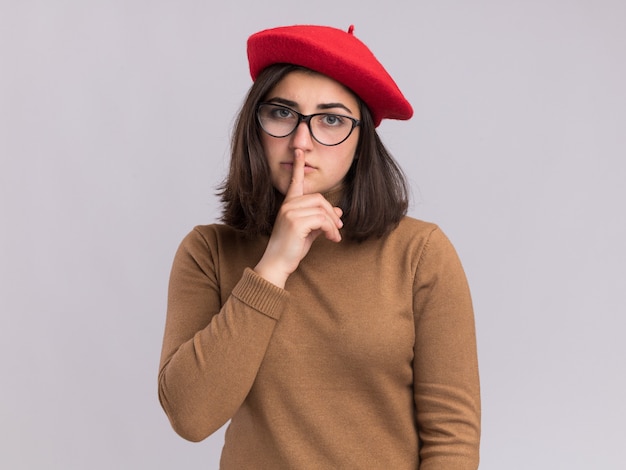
[218,63,409,242]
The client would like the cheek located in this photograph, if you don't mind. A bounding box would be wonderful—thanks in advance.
[260,138,289,193]
[326,153,356,188]
[336,143,358,175]
[261,135,285,165]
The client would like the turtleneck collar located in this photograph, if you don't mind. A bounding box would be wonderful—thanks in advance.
[322,186,344,207]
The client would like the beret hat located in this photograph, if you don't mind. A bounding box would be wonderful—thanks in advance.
[247,24,413,127]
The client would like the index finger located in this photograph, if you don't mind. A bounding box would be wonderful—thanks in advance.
[285,149,305,200]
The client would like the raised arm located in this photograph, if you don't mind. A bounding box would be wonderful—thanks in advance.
[254,149,343,288]
[158,229,287,442]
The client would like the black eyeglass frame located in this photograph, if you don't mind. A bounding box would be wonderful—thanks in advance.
[256,102,361,147]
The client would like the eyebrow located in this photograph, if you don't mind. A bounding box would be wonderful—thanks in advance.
[266,97,354,115]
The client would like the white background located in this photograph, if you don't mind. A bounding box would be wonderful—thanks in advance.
[1,1,625,468]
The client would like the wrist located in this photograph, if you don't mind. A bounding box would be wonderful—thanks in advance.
[253,259,290,289]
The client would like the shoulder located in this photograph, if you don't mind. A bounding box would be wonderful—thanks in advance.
[173,224,237,260]
[176,224,223,252]
[397,219,469,291]
[181,223,259,247]
[176,223,267,263]
[390,216,463,268]
[389,216,442,248]
[396,215,438,235]
[186,223,240,243]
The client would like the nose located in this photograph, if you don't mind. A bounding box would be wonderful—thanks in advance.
[289,121,314,151]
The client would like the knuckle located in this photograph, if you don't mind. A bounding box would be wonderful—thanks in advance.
[312,193,326,204]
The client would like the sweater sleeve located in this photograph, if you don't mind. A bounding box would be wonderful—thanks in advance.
[412,227,481,470]
[158,227,287,442]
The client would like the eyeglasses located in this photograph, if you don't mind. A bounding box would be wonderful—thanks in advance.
[256,102,361,146]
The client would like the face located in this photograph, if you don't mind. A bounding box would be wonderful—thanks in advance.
[260,70,361,195]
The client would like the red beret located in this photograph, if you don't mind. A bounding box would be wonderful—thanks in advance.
[247,24,413,127]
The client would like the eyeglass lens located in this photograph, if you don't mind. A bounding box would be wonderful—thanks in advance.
[257,103,358,146]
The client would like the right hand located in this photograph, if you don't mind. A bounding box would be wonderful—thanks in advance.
[254,150,344,288]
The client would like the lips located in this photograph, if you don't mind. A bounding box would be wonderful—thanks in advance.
[280,162,316,170]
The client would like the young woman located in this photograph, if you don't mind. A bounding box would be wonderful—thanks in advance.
[159,24,481,469]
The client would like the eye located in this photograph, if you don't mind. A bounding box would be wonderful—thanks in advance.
[320,114,346,127]
[270,106,295,120]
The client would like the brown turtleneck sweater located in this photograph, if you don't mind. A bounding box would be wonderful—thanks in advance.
[158,215,480,469]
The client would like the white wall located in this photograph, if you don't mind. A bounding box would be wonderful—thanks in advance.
[1,1,624,468]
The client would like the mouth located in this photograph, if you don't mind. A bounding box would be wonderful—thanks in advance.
[280,162,316,172]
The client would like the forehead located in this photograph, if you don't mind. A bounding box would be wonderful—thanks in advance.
[267,70,360,111]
